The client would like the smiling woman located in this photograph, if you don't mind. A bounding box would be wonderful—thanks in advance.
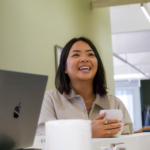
[36,37,133,138]
[56,37,107,97]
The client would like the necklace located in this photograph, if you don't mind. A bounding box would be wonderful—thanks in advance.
[85,99,95,114]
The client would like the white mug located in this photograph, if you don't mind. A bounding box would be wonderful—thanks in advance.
[100,109,124,137]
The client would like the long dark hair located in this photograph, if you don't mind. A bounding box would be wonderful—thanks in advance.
[55,37,108,96]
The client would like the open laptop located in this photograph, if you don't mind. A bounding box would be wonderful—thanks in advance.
[0,69,48,150]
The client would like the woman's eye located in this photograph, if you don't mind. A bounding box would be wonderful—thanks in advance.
[88,53,95,56]
[72,54,79,57]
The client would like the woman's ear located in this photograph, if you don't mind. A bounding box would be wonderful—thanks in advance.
[65,69,68,74]
[65,64,68,74]
[65,63,68,74]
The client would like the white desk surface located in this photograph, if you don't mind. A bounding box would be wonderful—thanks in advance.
[30,133,150,150]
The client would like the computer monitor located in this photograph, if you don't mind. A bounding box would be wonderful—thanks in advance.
[0,69,48,150]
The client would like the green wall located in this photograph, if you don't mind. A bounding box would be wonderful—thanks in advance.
[0,0,114,94]
[140,80,150,111]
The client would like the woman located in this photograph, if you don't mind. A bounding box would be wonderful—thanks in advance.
[36,37,133,138]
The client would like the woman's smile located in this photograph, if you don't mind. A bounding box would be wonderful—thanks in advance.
[78,65,91,73]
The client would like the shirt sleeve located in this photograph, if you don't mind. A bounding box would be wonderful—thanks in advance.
[36,91,57,136]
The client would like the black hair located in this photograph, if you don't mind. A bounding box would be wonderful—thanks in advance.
[55,37,108,96]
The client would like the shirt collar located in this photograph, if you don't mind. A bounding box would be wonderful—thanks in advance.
[94,94,110,109]
[63,88,77,99]
[63,88,110,109]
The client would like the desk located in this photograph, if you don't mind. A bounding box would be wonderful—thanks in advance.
[92,133,150,150]
[30,133,150,150]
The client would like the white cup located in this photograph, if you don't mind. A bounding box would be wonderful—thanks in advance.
[100,109,124,137]
[45,120,92,150]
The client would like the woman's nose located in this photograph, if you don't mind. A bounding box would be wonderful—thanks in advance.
[80,56,89,62]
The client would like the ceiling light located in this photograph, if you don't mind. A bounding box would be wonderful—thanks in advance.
[141,3,150,22]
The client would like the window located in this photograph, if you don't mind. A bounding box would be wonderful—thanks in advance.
[115,89,134,129]
[115,80,142,131]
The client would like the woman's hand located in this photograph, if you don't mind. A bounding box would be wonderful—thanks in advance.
[91,112,122,138]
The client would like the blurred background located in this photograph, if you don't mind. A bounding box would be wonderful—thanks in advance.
[110,3,150,131]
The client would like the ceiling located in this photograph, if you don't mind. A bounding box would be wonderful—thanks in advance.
[92,1,150,80]
[92,0,150,8]
[110,4,150,80]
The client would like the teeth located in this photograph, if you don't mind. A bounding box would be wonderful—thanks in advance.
[79,66,90,70]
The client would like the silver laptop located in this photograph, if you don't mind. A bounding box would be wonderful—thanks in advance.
[0,70,48,150]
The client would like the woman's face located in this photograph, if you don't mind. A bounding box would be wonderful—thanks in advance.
[65,41,98,83]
